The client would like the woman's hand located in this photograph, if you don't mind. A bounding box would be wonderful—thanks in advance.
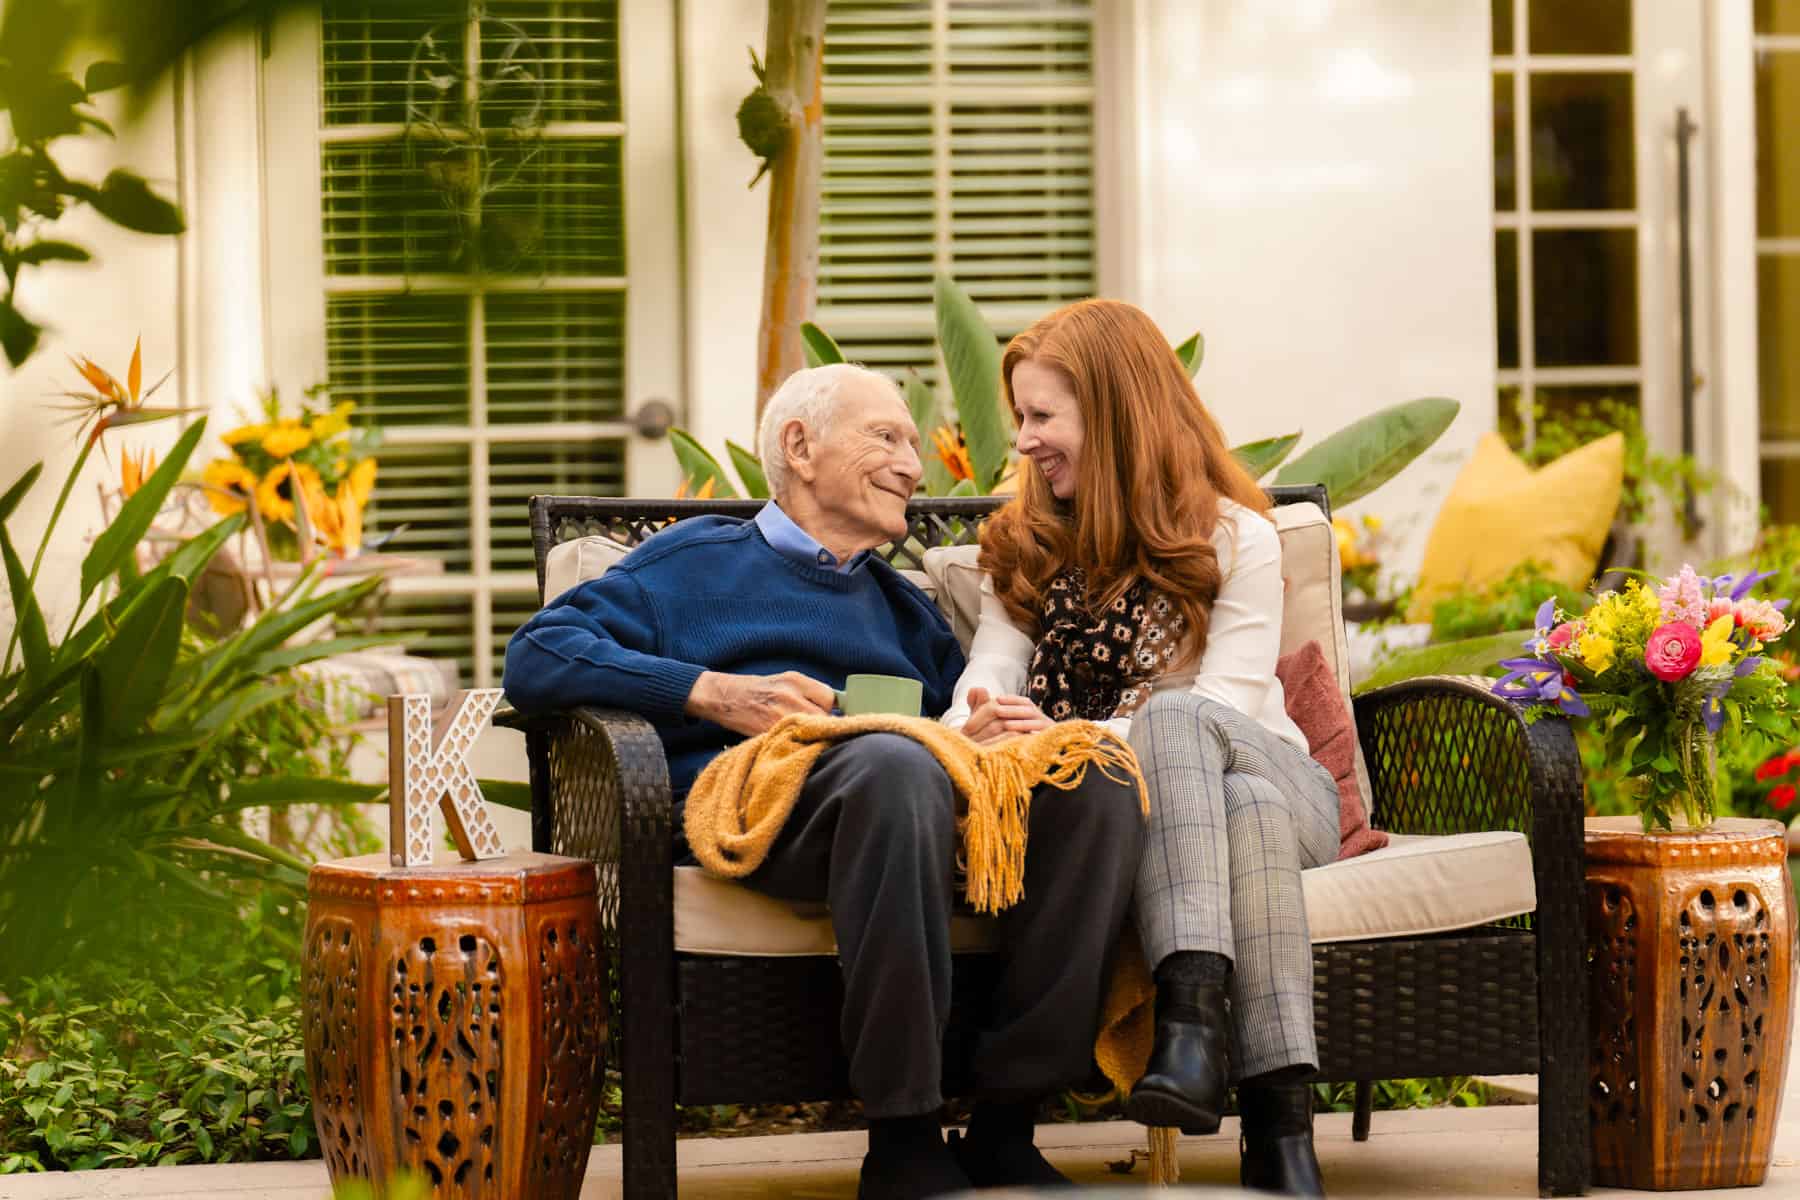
[962,687,1055,744]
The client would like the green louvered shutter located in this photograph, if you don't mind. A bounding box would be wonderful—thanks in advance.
[320,0,629,686]
[818,0,1097,387]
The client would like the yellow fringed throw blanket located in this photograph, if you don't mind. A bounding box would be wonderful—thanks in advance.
[682,713,1159,1095]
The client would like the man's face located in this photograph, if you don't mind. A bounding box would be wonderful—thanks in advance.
[804,379,923,549]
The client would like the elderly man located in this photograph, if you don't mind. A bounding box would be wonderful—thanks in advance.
[504,363,1143,1199]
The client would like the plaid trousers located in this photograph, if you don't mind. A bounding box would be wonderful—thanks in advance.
[1129,691,1341,1080]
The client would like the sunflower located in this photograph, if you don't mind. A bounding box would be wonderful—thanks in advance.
[221,423,268,447]
[309,400,356,441]
[201,459,259,516]
[256,460,323,524]
[261,420,314,459]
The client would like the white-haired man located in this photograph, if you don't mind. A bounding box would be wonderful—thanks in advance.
[505,363,1143,1198]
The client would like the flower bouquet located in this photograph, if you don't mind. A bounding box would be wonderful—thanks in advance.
[1494,565,1797,831]
[200,387,380,560]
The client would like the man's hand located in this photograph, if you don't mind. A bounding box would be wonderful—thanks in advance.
[961,686,1054,744]
[685,670,837,736]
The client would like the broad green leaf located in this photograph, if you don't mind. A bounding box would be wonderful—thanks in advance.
[95,575,188,733]
[83,61,130,95]
[1,525,50,691]
[799,322,845,368]
[81,419,207,603]
[76,666,105,800]
[1353,629,1532,695]
[934,275,1008,491]
[1174,332,1205,376]
[15,240,91,266]
[0,297,42,367]
[1274,397,1459,507]
[725,440,770,499]
[0,462,42,523]
[221,777,386,810]
[668,428,738,498]
[1233,432,1302,481]
[479,779,534,812]
[79,170,186,236]
[903,370,941,436]
[241,634,400,680]
[948,477,978,497]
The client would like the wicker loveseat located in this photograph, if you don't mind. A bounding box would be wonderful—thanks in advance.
[500,488,1590,1199]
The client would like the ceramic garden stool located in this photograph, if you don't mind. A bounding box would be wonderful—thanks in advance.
[1584,816,1798,1190]
[302,851,606,1199]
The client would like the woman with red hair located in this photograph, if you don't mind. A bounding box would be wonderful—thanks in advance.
[946,298,1337,1197]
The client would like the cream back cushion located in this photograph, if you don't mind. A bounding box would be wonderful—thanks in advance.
[541,532,937,606]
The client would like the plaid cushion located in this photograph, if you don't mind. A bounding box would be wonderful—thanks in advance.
[297,651,461,726]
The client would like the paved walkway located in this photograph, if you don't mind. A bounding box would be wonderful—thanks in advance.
[4,1074,1798,1200]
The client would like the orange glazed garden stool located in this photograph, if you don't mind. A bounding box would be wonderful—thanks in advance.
[1585,816,1797,1190]
[302,852,605,1198]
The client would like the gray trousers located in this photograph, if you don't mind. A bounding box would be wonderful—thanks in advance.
[1129,692,1341,1080]
[740,732,1146,1118]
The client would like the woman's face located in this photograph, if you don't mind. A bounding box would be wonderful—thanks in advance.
[1010,358,1084,500]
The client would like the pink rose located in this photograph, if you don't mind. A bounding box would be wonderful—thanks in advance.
[1645,621,1702,682]
[1546,621,1581,652]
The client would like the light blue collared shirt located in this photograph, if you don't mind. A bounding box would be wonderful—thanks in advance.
[754,501,867,573]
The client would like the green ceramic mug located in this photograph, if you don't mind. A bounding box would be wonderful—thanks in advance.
[835,673,923,718]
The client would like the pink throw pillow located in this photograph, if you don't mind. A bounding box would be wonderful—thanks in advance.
[1275,640,1388,860]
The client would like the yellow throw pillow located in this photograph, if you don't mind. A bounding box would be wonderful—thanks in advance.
[1405,431,1625,623]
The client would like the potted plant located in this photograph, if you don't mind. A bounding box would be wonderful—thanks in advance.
[1494,565,1797,831]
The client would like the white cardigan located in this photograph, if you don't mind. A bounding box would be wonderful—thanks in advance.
[942,498,1309,751]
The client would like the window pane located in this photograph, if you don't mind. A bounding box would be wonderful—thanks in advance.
[327,294,472,426]
[1528,0,1631,56]
[482,0,622,125]
[322,1,466,127]
[1530,73,1635,211]
[1757,52,1800,239]
[1759,255,1800,440]
[490,441,625,573]
[486,292,625,424]
[1493,0,1514,55]
[1496,230,1519,368]
[1499,385,1641,454]
[1494,73,1516,211]
[1533,229,1639,366]
[949,103,1095,307]
[1758,0,1800,36]
[1760,458,1800,525]
[363,442,475,573]
[819,103,936,308]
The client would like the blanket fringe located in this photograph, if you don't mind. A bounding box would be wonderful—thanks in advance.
[1148,1126,1180,1185]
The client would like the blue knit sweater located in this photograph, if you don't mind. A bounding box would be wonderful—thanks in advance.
[503,516,966,804]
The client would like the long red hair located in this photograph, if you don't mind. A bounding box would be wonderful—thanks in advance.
[979,299,1270,667]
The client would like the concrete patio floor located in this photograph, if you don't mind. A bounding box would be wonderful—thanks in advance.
[3,1069,1796,1200]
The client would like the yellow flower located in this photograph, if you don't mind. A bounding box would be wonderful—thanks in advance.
[346,457,378,508]
[1360,513,1383,532]
[1579,631,1618,674]
[255,461,322,524]
[309,400,355,441]
[295,468,364,556]
[201,459,258,516]
[1700,613,1736,668]
[221,423,268,447]
[260,421,313,459]
[119,447,156,498]
[1333,516,1363,569]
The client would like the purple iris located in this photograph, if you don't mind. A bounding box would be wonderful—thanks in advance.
[1527,598,1558,654]
[1731,570,1778,602]
[1495,656,1589,716]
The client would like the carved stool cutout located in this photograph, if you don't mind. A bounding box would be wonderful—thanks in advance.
[303,853,605,1198]
[1584,817,1797,1190]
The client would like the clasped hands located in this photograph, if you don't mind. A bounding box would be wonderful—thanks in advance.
[684,670,1054,744]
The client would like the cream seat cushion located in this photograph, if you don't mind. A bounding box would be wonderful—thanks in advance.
[671,830,1536,955]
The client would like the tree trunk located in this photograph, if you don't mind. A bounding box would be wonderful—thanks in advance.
[754,0,828,419]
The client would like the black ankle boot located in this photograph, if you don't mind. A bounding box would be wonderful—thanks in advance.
[1124,978,1231,1134]
[1239,1082,1326,1197]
